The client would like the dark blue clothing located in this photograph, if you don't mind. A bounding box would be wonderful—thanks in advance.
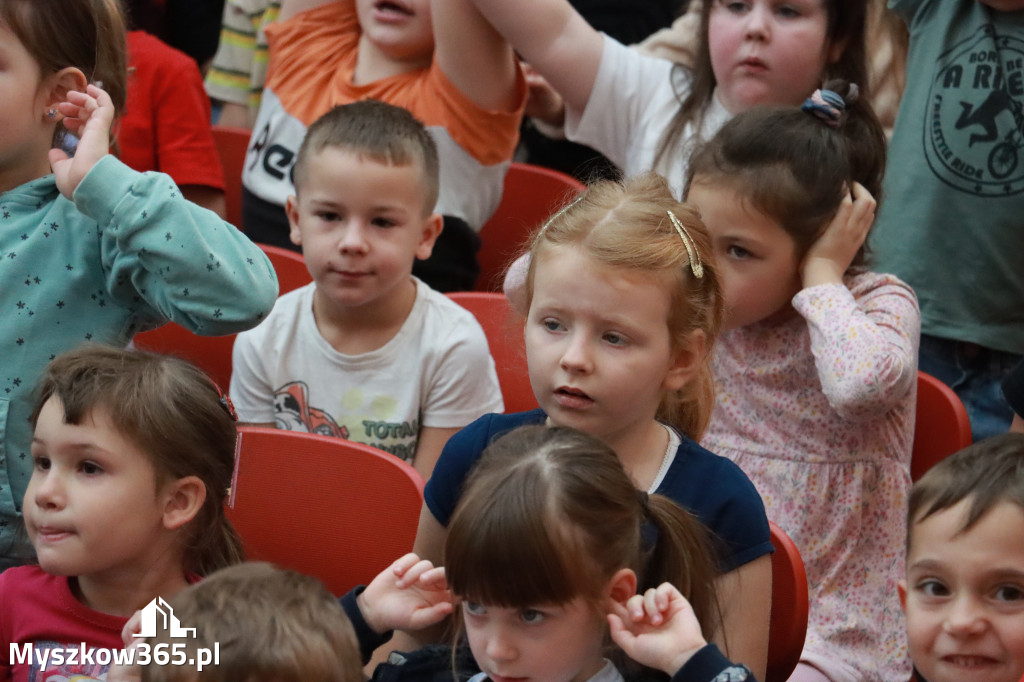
[424,410,773,573]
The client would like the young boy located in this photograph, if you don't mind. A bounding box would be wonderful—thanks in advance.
[114,562,363,682]
[901,433,1024,682]
[230,101,504,480]
[241,0,526,291]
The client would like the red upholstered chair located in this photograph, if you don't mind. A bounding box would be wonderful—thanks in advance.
[911,371,972,481]
[475,162,585,292]
[447,292,538,414]
[257,242,312,293]
[226,426,425,596]
[211,125,253,229]
[766,521,809,682]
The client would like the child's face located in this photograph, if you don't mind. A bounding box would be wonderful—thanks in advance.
[525,246,696,447]
[0,21,52,191]
[901,499,1024,682]
[287,148,441,316]
[355,0,435,66]
[24,398,175,581]
[707,0,840,115]
[462,598,606,682]
[686,180,802,330]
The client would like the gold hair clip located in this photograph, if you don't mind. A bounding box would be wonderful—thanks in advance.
[531,196,582,247]
[667,210,704,279]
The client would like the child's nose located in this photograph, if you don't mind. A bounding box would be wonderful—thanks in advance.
[337,222,370,253]
[744,3,770,39]
[32,471,66,510]
[559,333,594,374]
[484,627,518,663]
[943,595,988,636]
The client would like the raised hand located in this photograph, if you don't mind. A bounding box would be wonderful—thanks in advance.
[48,83,116,201]
[357,553,454,634]
[607,582,707,676]
[801,182,877,288]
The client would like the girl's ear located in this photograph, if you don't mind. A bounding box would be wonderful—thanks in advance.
[662,329,707,393]
[161,476,207,531]
[604,568,638,608]
[41,67,88,112]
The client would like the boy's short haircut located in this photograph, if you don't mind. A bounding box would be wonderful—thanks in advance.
[141,562,362,682]
[291,99,440,213]
[907,433,1024,549]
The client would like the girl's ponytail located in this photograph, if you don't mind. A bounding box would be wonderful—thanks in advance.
[643,493,722,640]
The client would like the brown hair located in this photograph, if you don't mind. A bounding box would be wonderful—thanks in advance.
[907,433,1024,551]
[445,425,722,641]
[0,0,128,147]
[142,562,363,682]
[685,79,886,268]
[31,344,243,576]
[525,172,722,439]
[292,99,440,213]
[655,0,868,170]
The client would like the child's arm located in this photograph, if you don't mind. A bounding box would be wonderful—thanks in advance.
[797,184,920,420]
[609,583,758,681]
[413,427,460,481]
[712,556,771,681]
[461,0,605,115]
[52,85,278,336]
[431,0,521,112]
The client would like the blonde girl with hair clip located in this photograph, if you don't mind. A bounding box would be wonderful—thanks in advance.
[0,0,277,569]
[405,173,774,678]
[344,425,756,682]
[686,81,920,681]
[0,345,243,681]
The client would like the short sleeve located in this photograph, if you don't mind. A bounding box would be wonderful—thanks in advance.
[230,323,277,423]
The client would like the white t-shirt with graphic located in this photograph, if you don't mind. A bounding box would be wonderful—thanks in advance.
[231,278,504,463]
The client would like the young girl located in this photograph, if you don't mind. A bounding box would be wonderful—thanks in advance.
[410,174,774,678]
[686,82,920,681]
[0,345,243,681]
[0,0,277,567]
[466,0,867,196]
[346,425,753,682]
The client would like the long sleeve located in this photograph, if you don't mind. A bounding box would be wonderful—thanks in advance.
[793,272,920,421]
[73,155,278,334]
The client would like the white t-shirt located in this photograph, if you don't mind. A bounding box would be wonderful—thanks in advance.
[230,278,504,463]
[565,35,730,197]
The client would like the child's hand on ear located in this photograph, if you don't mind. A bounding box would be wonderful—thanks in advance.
[607,582,707,676]
[358,553,454,634]
[801,182,876,289]
[48,84,115,201]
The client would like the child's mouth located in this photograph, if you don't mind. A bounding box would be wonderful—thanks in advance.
[374,1,413,17]
[554,386,593,408]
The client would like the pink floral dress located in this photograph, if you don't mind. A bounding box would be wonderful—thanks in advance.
[703,271,920,682]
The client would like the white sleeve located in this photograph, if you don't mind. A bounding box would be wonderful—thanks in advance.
[420,313,505,428]
[230,323,277,424]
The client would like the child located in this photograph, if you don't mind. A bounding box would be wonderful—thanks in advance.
[466,0,867,199]
[869,0,1024,441]
[687,82,920,681]
[241,0,526,291]
[412,174,774,678]
[0,0,278,569]
[130,562,363,682]
[901,433,1024,682]
[0,345,243,681]
[230,100,504,480]
[346,424,754,682]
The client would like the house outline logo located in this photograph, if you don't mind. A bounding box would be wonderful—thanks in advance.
[132,597,196,639]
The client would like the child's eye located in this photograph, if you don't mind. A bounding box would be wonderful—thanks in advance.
[722,0,750,12]
[463,602,486,616]
[542,318,565,332]
[602,332,627,346]
[78,461,103,475]
[317,211,341,222]
[775,4,801,18]
[372,217,396,228]
[916,579,950,598]
[520,609,546,624]
[32,456,51,472]
[726,244,754,260]
[994,585,1024,602]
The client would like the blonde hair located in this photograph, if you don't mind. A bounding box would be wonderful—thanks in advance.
[525,172,723,439]
[142,562,363,682]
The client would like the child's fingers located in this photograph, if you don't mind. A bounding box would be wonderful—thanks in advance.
[642,589,663,625]
[625,593,647,621]
[417,565,448,590]
[390,552,421,578]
